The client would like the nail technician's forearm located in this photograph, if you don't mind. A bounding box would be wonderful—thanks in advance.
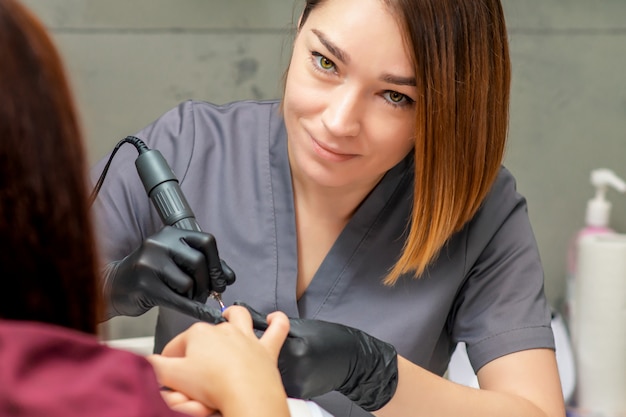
[375,352,565,417]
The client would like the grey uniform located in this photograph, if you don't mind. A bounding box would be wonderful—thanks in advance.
[92,99,555,417]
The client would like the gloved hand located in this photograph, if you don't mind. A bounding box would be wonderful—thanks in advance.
[235,301,398,412]
[103,226,235,323]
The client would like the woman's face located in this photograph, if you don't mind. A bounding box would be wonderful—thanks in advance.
[284,0,416,191]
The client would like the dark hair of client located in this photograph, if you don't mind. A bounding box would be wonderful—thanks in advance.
[0,0,101,333]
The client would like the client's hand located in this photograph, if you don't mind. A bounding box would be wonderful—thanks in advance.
[159,390,213,417]
[146,306,290,417]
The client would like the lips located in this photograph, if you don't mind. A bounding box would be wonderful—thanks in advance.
[310,137,357,163]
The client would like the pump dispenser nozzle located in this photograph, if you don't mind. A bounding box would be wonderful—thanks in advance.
[586,168,626,227]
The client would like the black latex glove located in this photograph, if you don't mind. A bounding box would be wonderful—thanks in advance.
[235,301,398,412]
[103,226,235,323]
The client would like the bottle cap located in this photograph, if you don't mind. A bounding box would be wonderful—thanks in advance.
[585,169,626,227]
[585,197,611,227]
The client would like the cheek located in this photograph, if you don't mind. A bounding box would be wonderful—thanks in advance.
[283,71,306,125]
[284,48,331,118]
[283,74,300,114]
[284,69,325,118]
[370,117,415,159]
[283,49,308,113]
[387,138,414,165]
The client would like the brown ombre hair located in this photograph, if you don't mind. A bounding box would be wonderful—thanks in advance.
[299,0,511,284]
[0,0,101,332]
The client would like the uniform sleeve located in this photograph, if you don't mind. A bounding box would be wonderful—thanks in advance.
[450,167,555,373]
[90,101,197,264]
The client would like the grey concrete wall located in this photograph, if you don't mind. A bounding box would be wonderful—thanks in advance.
[502,0,626,306]
[21,0,626,338]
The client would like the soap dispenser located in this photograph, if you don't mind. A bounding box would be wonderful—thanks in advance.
[565,168,626,337]
[584,169,626,232]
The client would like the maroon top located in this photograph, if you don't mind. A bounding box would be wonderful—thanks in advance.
[0,320,187,416]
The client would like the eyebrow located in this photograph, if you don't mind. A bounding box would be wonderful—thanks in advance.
[381,73,416,87]
[312,29,350,64]
[311,29,416,87]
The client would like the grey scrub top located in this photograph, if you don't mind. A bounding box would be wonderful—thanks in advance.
[91,99,555,417]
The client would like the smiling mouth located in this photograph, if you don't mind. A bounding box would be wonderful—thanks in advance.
[311,137,357,162]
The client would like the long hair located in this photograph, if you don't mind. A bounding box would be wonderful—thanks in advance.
[299,0,511,284]
[0,0,101,333]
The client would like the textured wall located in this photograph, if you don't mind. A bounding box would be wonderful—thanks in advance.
[21,0,300,162]
[21,0,626,338]
[502,0,626,308]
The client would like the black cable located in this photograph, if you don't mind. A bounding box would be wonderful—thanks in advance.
[89,135,149,206]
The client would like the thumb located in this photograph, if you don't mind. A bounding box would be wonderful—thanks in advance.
[261,311,290,360]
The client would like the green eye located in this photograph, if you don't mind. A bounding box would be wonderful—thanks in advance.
[319,56,334,70]
[312,52,336,71]
[388,91,404,103]
[382,90,414,108]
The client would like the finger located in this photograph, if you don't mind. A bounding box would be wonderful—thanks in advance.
[149,352,213,400]
[168,400,215,417]
[157,261,196,300]
[183,232,223,293]
[160,388,216,417]
[153,227,208,299]
[158,389,191,407]
[262,311,290,359]
[233,301,269,331]
[150,332,185,359]
[220,259,236,286]
[222,305,254,336]
[154,291,226,324]
[146,354,186,387]
[168,236,211,301]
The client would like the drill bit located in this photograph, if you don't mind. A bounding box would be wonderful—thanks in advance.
[209,290,226,312]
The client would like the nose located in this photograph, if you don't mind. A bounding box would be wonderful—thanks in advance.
[321,84,362,138]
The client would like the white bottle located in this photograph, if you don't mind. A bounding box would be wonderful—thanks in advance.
[565,168,626,342]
